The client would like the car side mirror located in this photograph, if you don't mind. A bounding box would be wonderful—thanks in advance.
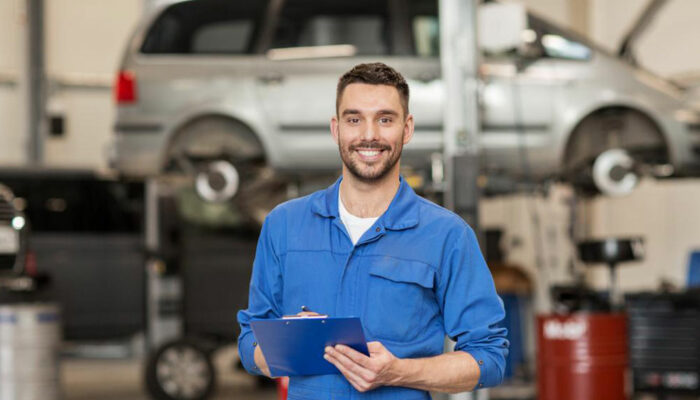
[478,3,527,54]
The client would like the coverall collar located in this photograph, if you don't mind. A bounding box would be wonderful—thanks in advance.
[311,175,420,231]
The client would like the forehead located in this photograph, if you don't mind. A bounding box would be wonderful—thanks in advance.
[338,83,402,112]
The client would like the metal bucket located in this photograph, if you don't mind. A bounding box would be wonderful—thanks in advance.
[0,303,61,400]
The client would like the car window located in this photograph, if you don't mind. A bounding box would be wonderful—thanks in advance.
[141,0,267,55]
[526,15,592,61]
[269,0,390,56]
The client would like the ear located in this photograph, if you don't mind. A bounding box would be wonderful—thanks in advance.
[403,113,414,145]
[331,115,339,144]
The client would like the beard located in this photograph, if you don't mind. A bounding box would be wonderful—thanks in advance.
[337,133,403,184]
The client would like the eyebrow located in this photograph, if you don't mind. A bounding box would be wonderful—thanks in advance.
[341,109,361,116]
[341,109,400,117]
[377,109,399,117]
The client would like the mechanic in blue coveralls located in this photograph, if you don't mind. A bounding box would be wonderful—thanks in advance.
[238,63,508,399]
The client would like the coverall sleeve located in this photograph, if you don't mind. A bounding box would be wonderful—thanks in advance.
[237,215,284,375]
[436,225,509,389]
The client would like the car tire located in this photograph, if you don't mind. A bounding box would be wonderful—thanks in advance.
[145,339,216,400]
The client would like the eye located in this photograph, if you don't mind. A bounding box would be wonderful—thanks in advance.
[347,117,360,124]
[379,117,392,124]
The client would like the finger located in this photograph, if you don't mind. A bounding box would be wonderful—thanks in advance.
[334,344,372,367]
[327,346,375,382]
[367,341,384,353]
[296,311,321,317]
[324,353,370,392]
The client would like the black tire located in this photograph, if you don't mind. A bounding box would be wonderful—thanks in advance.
[145,339,216,400]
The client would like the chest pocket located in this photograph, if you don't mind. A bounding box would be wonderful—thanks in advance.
[364,258,437,342]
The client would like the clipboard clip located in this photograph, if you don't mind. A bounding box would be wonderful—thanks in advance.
[282,305,328,319]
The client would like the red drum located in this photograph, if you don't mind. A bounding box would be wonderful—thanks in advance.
[537,313,628,400]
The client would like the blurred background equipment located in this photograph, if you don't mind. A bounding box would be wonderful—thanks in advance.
[0,304,62,400]
[0,170,144,341]
[0,184,28,281]
[537,237,644,400]
[0,183,63,400]
[626,291,700,397]
[142,178,261,400]
[578,237,645,308]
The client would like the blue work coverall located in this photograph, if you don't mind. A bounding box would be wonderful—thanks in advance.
[238,177,508,399]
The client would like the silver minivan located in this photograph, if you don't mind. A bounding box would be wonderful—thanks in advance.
[111,0,700,207]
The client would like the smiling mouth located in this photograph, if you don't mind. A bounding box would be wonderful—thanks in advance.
[357,149,382,157]
[354,147,387,162]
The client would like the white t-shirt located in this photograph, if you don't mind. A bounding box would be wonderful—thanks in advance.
[338,194,379,245]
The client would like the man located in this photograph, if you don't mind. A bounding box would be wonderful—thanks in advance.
[238,63,507,399]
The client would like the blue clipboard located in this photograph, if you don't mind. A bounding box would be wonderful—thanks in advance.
[250,317,368,377]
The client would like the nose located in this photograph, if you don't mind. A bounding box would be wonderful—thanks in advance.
[361,121,380,141]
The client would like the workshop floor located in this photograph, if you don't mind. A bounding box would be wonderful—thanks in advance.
[62,357,277,400]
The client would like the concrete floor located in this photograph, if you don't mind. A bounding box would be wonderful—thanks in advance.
[62,357,277,400]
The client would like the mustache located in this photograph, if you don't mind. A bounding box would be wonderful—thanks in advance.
[349,142,391,151]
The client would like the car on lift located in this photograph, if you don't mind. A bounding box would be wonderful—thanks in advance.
[111,0,700,213]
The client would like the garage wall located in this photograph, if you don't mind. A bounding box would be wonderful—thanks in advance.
[590,0,700,79]
[513,0,571,30]
[584,178,700,292]
[0,0,141,170]
[633,0,700,79]
[480,185,577,313]
[44,0,141,170]
[589,0,650,53]
[45,0,140,77]
[0,0,26,166]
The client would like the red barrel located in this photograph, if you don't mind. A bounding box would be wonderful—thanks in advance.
[537,313,628,400]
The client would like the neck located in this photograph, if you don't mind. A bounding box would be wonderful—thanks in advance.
[339,166,400,218]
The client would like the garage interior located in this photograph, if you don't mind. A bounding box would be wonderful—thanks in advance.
[1,0,700,399]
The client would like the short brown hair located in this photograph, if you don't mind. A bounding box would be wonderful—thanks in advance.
[336,63,409,117]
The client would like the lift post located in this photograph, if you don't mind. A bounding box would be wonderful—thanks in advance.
[440,0,481,229]
[439,0,486,399]
[144,178,183,351]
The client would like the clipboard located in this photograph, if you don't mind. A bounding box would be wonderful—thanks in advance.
[250,317,368,376]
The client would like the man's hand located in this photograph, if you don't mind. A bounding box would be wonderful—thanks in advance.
[254,345,271,377]
[324,341,402,392]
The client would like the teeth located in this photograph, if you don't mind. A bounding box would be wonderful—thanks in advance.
[358,150,380,157]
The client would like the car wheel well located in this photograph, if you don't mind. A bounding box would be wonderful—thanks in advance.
[163,115,265,172]
[562,106,669,172]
